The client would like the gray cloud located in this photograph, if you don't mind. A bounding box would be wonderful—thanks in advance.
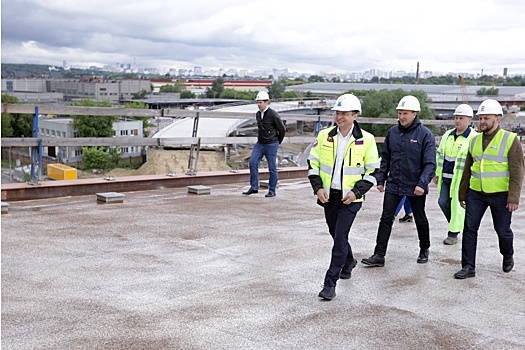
[2,0,525,75]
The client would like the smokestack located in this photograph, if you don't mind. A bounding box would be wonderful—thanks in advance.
[415,61,420,85]
[503,67,508,77]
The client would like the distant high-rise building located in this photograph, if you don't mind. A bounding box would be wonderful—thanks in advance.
[194,66,202,74]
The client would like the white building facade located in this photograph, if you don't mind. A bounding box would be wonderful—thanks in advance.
[38,117,144,163]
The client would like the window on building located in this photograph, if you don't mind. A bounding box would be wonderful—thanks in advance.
[62,132,66,137]
[120,130,129,136]
[74,149,83,156]
[121,147,129,153]
[51,130,55,136]
[132,129,138,136]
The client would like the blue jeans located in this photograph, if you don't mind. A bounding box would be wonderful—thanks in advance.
[461,189,514,270]
[374,192,430,256]
[323,190,362,287]
[249,141,279,193]
[395,196,412,216]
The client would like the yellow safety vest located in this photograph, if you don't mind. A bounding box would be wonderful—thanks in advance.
[436,127,477,232]
[308,126,379,202]
[469,129,516,193]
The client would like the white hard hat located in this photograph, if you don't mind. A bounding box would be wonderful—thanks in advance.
[396,95,421,112]
[477,99,503,116]
[453,104,474,118]
[255,91,269,101]
[331,94,361,113]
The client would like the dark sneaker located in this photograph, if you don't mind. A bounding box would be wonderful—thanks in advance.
[318,286,336,300]
[340,259,358,279]
[417,249,429,264]
[265,192,276,197]
[399,214,413,223]
[454,267,476,279]
[503,256,514,273]
[361,254,385,267]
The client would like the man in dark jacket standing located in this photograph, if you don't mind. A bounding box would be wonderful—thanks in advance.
[243,91,286,197]
[362,95,436,266]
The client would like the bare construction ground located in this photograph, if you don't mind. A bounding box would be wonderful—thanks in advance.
[2,179,525,349]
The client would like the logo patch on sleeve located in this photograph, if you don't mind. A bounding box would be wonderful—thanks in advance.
[312,140,318,147]
[355,139,364,145]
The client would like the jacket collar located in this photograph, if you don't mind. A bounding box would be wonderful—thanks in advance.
[328,121,364,139]
[398,116,421,131]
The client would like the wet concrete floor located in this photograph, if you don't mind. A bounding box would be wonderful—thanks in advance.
[2,179,525,349]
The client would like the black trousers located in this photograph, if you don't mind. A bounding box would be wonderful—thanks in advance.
[374,192,430,256]
[323,189,362,287]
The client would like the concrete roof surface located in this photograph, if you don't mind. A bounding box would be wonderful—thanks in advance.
[2,179,525,349]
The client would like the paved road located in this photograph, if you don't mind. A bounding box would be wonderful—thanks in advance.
[2,180,525,349]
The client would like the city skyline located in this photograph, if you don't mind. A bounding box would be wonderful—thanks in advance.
[2,0,525,76]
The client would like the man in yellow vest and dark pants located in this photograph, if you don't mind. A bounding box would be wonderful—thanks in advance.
[308,94,380,300]
[433,104,477,245]
[454,99,524,279]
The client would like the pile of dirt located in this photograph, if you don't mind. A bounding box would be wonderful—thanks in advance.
[107,149,231,177]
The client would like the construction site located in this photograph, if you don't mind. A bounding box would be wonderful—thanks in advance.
[2,92,525,349]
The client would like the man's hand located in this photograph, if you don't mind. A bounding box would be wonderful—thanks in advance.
[507,203,519,212]
[460,200,466,209]
[342,191,356,205]
[317,188,329,203]
[414,186,424,196]
[432,176,439,185]
[377,185,384,193]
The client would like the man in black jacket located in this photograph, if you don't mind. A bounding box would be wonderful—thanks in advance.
[243,91,286,197]
[362,95,436,267]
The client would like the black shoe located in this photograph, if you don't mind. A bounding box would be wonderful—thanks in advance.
[399,214,413,223]
[454,267,476,279]
[361,254,385,267]
[503,256,514,273]
[340,259,358,279]
[265,192,276,197]
[417,249,429,264]
[242,189,258,195]
[318,286,336,300]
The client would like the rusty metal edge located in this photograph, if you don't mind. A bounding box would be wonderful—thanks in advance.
[1,168,308,201]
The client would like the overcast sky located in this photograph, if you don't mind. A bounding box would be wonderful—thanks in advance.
[2,0,525,76]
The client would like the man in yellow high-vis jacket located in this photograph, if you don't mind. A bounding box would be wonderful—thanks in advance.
[454,99,524,279]
[433,104,477,245]
[308,94,380,300]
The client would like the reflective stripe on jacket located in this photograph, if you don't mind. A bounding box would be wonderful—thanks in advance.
[308,124,379,202]
[469,129,516,193]
[436,127,477,232]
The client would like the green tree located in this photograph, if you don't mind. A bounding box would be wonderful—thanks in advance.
[180,90,196,99]
[123,101,152,135]
[211,77,224,97]
[132,89,148,99]
[159,81,186,93]
[282,90,300,99]
[308,75,325,82]
[1,112,14,137]
[1,94,33,137]
[267,80,286,99]
[358,89,436,137]
[81,146,108,169]
[107,147,124,166]
[476,87,499,96]
[71,99,116,137]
